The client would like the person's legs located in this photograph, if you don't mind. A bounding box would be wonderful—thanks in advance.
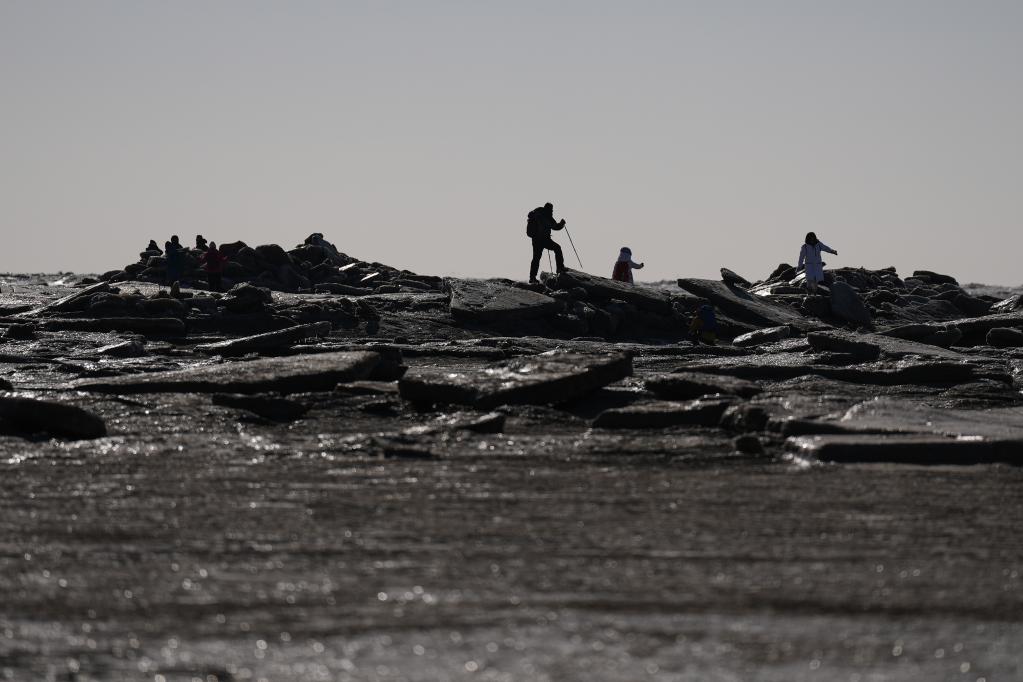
[208,272,221,292]
[546,239,565,273]
[529,240,544,282]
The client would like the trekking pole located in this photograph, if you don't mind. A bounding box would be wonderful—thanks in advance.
[564,226,583,269]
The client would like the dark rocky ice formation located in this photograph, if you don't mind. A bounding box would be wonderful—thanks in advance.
[399,351,633,408]
[1,240,1022,680]
[76,350,386,394]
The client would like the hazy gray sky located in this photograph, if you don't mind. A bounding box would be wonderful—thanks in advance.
[2,1,1021,284]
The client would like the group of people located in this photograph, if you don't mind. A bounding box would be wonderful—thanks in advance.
[140,234,228,291]
[526,202,838,292]
[525,202,841,344]
[137,204,834,345]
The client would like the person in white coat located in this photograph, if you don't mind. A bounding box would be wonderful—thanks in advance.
[611,247,644,284]
[797,232,837,293]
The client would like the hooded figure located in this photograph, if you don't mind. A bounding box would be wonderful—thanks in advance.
[797,232,838,293]
[611,247,644,284]
[139,240,163,263]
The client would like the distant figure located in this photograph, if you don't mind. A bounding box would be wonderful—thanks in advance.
[689,304,718,345]
[611,247,644,284]
[201,242,228,292]
[164,235,185,286]
[304,232,342,259]
[526,202,566,284]
[195,234,208,251]
[139,239,162,263]
[797,232,838,293]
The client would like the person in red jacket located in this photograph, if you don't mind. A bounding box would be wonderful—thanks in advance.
[201,242,229,292]
[611,247,644,284]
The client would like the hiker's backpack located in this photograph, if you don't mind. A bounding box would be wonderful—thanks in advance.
[525,209,542,239]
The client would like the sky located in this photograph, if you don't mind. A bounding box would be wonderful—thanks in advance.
[2,1,1021,285]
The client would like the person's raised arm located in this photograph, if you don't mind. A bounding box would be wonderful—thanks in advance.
[551,218,566,231]
[631,260,644,269]
[820,242,837,255]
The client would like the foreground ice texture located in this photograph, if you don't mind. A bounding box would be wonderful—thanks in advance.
[1,255,1022,680]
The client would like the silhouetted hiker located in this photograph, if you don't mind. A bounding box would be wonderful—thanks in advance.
[611,247,644,284]
[164,235,184,286]
[201,242,228,292]
[689,304,718,345]
[526,202,566,284]
[195,234,208,251]
[797,232,838,293]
